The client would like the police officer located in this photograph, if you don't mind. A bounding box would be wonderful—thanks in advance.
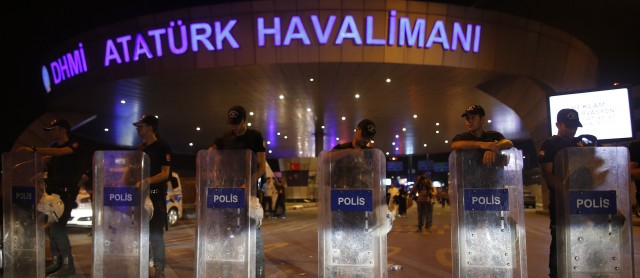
[133,114,172,278]
[210,105,267,277]
[20,119,85,277]
[451,104,513,164]
[538,108,584,278]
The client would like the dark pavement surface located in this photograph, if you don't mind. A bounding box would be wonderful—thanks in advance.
[39,203,640,277]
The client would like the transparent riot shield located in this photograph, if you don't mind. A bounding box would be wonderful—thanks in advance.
[195,149,256,278]
[317,149,388,278]
[449,148,527,277]
[2,152,46,277]
[92,151,150,278]
[554,147,634,277]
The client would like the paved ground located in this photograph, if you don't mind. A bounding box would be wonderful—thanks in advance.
[24,203,640,277]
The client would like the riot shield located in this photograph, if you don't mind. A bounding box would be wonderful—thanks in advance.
[195,149,257,278]
[2,152,46,277]
[449,148,527,277]
[554,147,634,277]
[92,151,150,278]
[317,149,388,278]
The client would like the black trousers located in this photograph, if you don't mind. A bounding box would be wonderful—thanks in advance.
[47,186,77,257]
[150,193,167,268]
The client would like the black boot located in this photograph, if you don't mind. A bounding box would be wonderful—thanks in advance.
[45,255,61,274]
[154,264,165,278]
[48,255,75,277]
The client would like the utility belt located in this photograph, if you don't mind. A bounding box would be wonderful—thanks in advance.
[150,183,167,196]
[46,183,78,196]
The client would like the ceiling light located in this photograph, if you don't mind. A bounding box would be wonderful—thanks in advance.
[436,123,439,126]
[423,144,427,147]
[413,114,417,118]
[336,137,340,141]
[487,119,492,123]
[268,150,272,153]
[395,147,399,151]
[248,123,252,126]
[196,127,201,131]
[436,130,439,133]
[249,112,254,116]
[402,128,406,132]
[395,135,399,138]
[299,151,303,154]
[104,128,109,132]
[355,94,360,98]
[277,132,281,136]
[284,135,287,139]
[279,94,284,99]
[321,125,325,129]
[386,152,390,155]
[309,78,314,82]
[120,100,126,104]
[445,140,449,143]
[341,116,346,120]
[386,78,391,83]
[189,143,193,146]
[392,142,396,145]
[307,108,311,112]
[267,141,271,144]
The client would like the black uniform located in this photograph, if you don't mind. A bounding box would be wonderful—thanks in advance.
[451,130,506,143]
[629,140,640,207]
[452,131,508,187]
[46,138,85,266]
[331,142,373,189]
[213,128,266,278]
[213,129,265,153]
[538,135,581,278]
[140,138,172,270]
[327,142,383,275]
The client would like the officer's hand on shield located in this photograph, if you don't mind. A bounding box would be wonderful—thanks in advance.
[249,197,264,228]
[380,206,395,234]
[482,150,497,165]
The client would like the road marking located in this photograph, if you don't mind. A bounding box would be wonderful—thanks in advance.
[436,248,452,267]
[387,246,402,257]
[264,242,289,252]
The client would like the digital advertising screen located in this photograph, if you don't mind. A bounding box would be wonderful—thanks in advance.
[548,87,633,141]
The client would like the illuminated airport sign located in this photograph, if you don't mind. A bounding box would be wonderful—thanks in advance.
[42,10,483,93]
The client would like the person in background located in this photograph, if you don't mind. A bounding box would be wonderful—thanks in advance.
[20,119,86,277]
[274,179,286,219]
[451,104,513,164]
[538,108,584,278]
[133,114,172,278]
[387,183,400,217]
[397,185,408,217]
[437,188,449,208]
[210,105,266,277]
[411,174,436,233]
[263,177,277,218]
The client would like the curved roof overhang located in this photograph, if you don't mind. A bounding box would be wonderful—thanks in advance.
[25,0,597,158]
